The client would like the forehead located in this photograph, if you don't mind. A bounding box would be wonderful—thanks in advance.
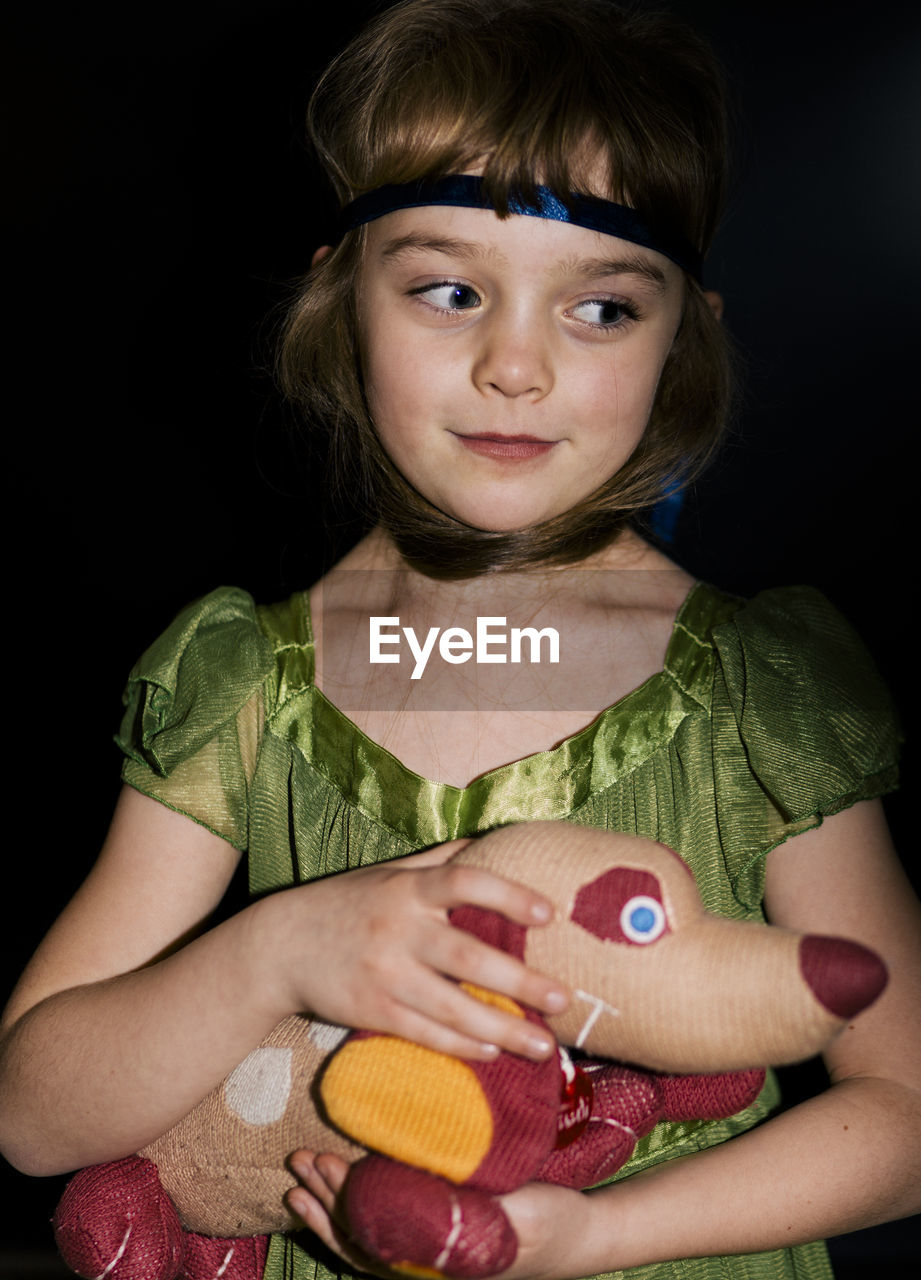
[360,203,683,293]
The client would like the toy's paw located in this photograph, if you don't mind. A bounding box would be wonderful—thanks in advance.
[535,1113,635,1189]
[53,1155,183,1280]
[659,1068,765,1122]
[345,1157,517,1279]
[181,1231,269,1280]
[536,1062,655,1189]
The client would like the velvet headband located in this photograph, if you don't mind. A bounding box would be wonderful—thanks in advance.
[339,175,704,282]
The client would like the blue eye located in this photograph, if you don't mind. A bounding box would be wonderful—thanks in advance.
[418,283,481,311]
[619,895,667,944]
[571,299,638,328]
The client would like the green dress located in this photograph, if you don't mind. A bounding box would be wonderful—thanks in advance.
[116,581,899,1280]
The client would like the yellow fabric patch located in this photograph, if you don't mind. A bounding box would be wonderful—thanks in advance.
[321,1038,493,1183]
[460,983,525,1017]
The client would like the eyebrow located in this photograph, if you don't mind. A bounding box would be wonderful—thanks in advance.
[379,233,670,292]
[379,232,498,264]
[564,254,669,293]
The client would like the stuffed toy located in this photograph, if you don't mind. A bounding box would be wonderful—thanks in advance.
[53,823,887,1280]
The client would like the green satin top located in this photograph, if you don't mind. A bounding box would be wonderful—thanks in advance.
[117,581,899,1280]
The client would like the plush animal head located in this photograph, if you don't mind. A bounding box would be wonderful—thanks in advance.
[452,823,886,1070]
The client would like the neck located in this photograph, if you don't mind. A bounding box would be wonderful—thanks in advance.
[308,525,695,788]
[326,524,681,618]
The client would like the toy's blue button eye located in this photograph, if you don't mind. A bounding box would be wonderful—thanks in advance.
[629,905,656,933]
[619,895,667,944]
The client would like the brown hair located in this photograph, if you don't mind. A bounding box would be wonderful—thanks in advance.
[279,0,733,576]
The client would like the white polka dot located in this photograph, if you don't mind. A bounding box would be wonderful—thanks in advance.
[307,1019,350,1052]
[224,1047,293,1125]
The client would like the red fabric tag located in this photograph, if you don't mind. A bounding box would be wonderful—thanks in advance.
[555,1061,593,1148]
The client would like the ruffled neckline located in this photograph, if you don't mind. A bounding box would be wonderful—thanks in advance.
[280,582,738,844]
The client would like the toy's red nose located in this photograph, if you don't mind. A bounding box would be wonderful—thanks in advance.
[799,935,888,1018]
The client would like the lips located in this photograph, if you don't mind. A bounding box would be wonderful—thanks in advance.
[452,433,557,460]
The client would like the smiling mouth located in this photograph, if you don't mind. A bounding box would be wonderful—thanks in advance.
[453,433,557,460]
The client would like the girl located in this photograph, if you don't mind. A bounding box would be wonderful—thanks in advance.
[2,2,919,1279]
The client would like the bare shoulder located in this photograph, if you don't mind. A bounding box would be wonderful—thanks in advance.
[1,786,241,1031]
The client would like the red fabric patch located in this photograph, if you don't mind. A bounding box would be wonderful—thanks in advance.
[53,1155,183,1280]
[182,1232,269,1280]
[554,1061,594,1148]
[346,1157,518,1279]
[449,905,528,959]
[799,935,888,1017]
[570,868,668,945]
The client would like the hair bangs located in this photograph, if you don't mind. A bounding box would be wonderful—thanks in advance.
[310,1,640,214]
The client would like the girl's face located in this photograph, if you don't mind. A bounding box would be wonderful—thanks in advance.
[357,203,686,532]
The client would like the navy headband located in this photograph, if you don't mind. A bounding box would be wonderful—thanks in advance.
[339,175,704,282]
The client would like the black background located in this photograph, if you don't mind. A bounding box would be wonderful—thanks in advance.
[3,0,919,1270]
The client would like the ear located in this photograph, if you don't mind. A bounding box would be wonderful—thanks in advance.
[703,289,724,321]
[312,244,333,267]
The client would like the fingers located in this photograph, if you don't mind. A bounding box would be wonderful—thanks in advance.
[424,910,568,1013]
[352,861,569,1056]
[365,879,566,1058]
[378,988,555,1062]
[286,1155,597,1280]
[289,1149,348,1214]
[405,948,564,1060]
[286,1152,348,1253]
[396,838,472,868]
[413,862,572,1023]
[417,862,554,928]
[287,1152,392,1278]
[287,1157,334,1230]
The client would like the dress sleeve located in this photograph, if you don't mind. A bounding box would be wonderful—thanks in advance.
[708,586,900,907]
[116,587,275,850]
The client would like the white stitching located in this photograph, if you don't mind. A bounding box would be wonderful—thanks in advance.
[434,1195,464,1272]
[572,989,620,1048]
[214,1245,236,1278]
[93,1224,131,1279]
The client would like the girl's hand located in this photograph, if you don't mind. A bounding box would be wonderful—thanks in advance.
[258,841,569,1062]
[286,1151,600,1280]
[287,1152,391,1278]
[495,1181,600,1280]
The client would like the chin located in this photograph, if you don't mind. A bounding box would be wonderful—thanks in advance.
[441,501,562,533]
[457,517,546,536]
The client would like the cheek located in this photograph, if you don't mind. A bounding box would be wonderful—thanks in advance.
[580,350,660,448]
[365,354,428,443]
[363,362,440,483]
[604,330,678,430]
[362,329,405,428]
[362,311,431,422]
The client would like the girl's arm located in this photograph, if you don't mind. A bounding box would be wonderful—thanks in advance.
[290,798,921,1278]
[0,787,566,1178]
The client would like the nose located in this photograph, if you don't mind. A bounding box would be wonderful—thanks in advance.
[471,308,554,400]
[799,934,888,1018]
